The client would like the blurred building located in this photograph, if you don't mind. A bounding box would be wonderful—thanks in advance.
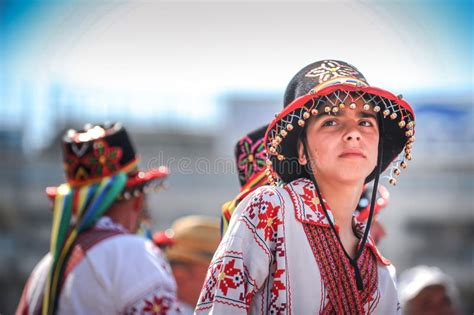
[379,91,474,312]
[1,85,473,313]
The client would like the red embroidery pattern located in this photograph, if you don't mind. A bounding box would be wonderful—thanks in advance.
[271,269,286,296]
[268,266,288,314]
[256,202,282,241]
[289,178,332,226]
[198,254,254,311]
[196,187,289,314]
[302,224,379,314]
[125,290,178,315]
[86,141,123,177]
[65,141,123,181]
[289,178,390,260]
[141,295,171,315]
[300,186,320,212]
[218,259,245,295]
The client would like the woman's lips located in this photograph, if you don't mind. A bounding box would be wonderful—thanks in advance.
[339,149,366,158]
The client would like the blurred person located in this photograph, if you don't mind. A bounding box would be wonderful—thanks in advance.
[355,184,390,244]
[17,123,180,315]
[153,216,220,314]
[136,199,155,240]
[398,265,460,315]
[221,125,270,236]
[196,60,416,313]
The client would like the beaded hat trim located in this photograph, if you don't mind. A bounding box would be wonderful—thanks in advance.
[264,84,415,186]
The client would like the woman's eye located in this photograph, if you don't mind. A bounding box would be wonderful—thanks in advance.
[360,120,374,127]
[322,120,337,127]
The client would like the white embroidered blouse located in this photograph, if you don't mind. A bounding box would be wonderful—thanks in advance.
[196,178,400,314]
[18,216,180,314]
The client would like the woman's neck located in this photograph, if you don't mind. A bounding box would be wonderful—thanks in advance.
[315,177,365,257]
[316,178,364,235]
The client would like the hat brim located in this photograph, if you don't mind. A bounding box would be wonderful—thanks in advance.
[166,250,215,265]
[265,84,415,184]
[153,231,217,265]
[46,166,170,200]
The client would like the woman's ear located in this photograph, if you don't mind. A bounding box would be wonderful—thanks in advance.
[297,139,307,165]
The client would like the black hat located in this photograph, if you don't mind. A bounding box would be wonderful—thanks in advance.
[234,125,268,187]
[264,60,415,185]
[46,122,169,199]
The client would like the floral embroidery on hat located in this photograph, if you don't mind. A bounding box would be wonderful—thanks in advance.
[65,141,123,180]
[237,136,266,184]
[88,141,123,176]
[305,60,363,83]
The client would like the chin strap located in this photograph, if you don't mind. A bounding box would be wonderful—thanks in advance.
[301,114,384,291]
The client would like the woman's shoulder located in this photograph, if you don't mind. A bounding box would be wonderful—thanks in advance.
[249,177,311,196]
[237,178,311,211]
[244,183,289,205]
[226,183,289,253]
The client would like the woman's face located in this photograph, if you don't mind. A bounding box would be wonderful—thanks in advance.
[299,99,380,185]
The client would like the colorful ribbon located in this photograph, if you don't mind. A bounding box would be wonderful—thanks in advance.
[42,173,126,315]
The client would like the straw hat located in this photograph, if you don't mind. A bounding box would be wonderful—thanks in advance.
[153,216,220,265]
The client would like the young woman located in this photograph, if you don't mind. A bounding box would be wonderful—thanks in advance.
[196,60,415,314]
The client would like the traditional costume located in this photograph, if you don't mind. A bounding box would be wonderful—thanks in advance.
[17,123,180,315]
[196,60,416,314]
[223,125,390,238]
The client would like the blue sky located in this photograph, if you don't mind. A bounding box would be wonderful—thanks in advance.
[0,0,472,151]
[1,0,472,91]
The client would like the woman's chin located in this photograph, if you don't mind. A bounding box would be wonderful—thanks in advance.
[332,170,372,185]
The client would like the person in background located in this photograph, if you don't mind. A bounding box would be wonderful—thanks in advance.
[221,125,270,236]
[17,122,180,315]
[398,265,460,315]
[153,215,220,314]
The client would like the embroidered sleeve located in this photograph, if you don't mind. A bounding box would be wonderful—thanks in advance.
[196,187,284,313]
[123,287,181,315]
[109,237,181,314]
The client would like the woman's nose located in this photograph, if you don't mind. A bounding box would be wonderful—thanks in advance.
[345,134,361,141]
[344,127,362,142]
